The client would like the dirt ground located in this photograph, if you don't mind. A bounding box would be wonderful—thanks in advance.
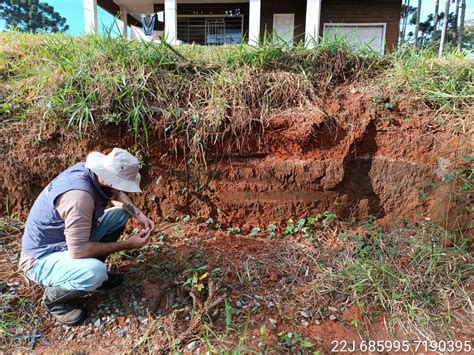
[1,84,472,353]
[1,219,473,353]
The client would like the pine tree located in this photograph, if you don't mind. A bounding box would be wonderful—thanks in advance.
[433,0,440,31]
[439,0,450,57]
[413,0,422,47]
[0,0,69,33]
[458,0,466,50]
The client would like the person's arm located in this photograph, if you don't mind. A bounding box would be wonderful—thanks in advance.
[68,230,150,259]
[57,190,151,259]
[110,191,155,232]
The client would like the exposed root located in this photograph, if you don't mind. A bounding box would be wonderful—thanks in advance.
[159,278,226,352]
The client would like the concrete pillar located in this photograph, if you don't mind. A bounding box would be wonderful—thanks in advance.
[120,7,128,38]
[248,0,261,45]
[84,0,98,34]
[305,0,322,47]
[164,0,178,44]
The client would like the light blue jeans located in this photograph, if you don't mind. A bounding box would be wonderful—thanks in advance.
[26,208,129,291]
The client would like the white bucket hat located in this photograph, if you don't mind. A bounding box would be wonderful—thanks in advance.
[85,148,142,193]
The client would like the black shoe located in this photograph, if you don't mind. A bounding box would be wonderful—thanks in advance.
[97,272,124,291]
[43,286,87,326]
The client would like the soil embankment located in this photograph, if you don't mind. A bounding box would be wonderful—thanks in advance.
[1,87,471,233]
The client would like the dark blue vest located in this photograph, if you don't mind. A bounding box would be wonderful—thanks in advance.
[21,163,110,259]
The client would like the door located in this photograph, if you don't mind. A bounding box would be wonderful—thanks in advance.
[206,18,226,45]
[273,14,295,45]
[324,24,386,54]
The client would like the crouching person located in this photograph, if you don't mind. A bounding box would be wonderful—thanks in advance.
[19,148,155,325]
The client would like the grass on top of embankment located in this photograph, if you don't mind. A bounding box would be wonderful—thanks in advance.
[1,31,472,157]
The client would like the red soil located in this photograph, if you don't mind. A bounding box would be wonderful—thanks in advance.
[1,88,471,235]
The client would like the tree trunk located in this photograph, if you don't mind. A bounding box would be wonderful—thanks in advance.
[413,0,422,47]
[401,0,410,46]
[453,0,460,43]
[439,0,450,57]
[458,0,466,50]
[433,0,440,31]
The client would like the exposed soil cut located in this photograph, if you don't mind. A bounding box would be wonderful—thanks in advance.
[2,87,471,233]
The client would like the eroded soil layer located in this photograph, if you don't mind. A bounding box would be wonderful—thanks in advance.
[2,106,470,233]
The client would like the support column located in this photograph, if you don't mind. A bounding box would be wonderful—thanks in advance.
[164,0,178,44]
[305,0,322,47]
[120,6,128,38]
[84,0,98,34]
[248,0,261,45]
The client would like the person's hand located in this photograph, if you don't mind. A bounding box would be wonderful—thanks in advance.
[125,229,151,250]
[137,213,155,234]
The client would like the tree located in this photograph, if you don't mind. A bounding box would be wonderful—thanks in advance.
[452,0,459,43]
[458,0,466,49]
[413,0,422,47]
[433,0,440,31]
[400,0,417,45]
[439,0,450,57]
[0,0,69,33]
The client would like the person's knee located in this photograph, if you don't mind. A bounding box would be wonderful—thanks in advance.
[111,208,129,228]
[117,208,129,227]
[80,259,107,291]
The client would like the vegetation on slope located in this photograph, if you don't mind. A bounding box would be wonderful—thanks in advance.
[1,31,472,161]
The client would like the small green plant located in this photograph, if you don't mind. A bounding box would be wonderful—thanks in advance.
[226,227,241,234]
[362,214,377,230]
[183,271,208,292]
[267,223,277,237]
[250,227,261,237]
[322,211,336,227]
[283,218,306,235]
[278,332,313,351]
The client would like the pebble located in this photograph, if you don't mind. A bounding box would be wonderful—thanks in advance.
[301,320,309,327]
[299,311,310,318]
[187,341,199,351]
[116,328,128,337]
[315,320,321,325]
[94,319,101,327]
[329,314,337,321]
[235,300,243,308]
[79,329,92,337]
[269,318,277,326]
[64,333,75,342]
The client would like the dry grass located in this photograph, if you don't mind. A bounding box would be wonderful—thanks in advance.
[206,221,473,341]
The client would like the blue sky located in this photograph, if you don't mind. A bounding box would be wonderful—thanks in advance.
[0,0,117,35]
[1,0,473,35]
